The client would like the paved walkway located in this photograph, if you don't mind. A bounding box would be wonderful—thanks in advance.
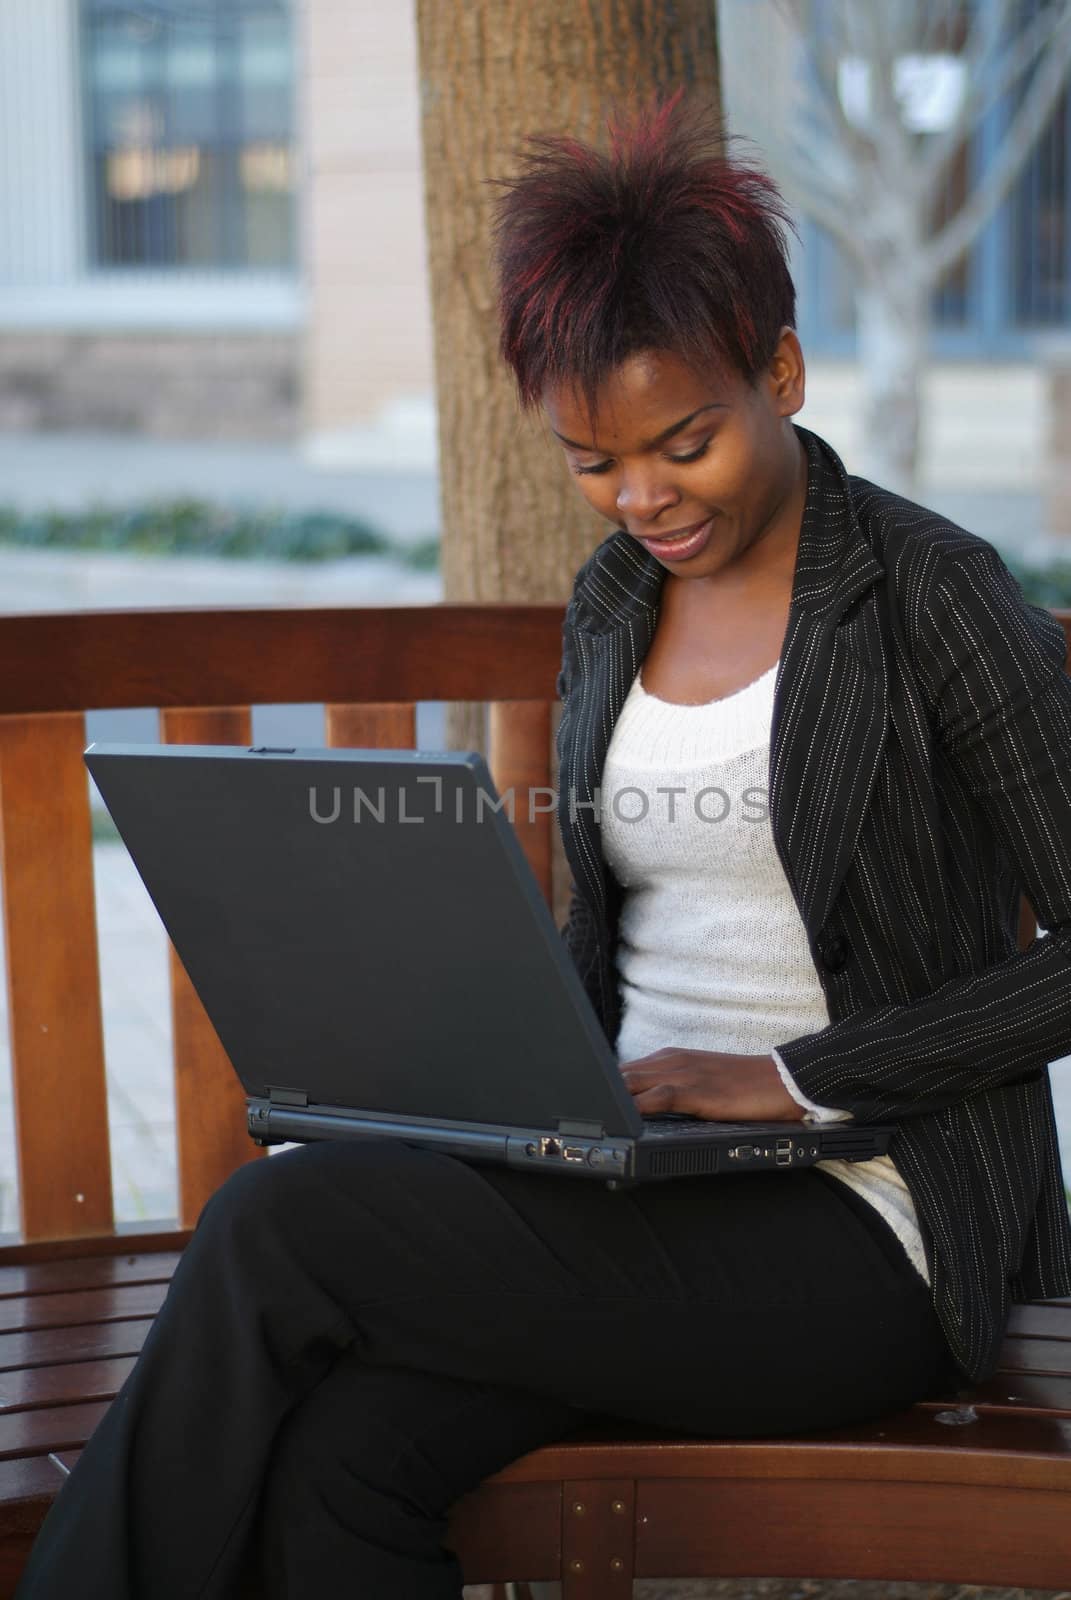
[0,542,442,613]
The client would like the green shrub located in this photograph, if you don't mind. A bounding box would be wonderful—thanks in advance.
[1004,554,1071,608]
[0,501,423,564]
[400,535,443,571]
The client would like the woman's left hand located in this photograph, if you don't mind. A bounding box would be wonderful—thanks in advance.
[618,1048,806,1122]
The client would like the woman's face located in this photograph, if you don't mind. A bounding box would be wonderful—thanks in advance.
[541,334,806,584]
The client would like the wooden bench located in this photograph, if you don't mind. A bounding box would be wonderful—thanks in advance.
[0,603,1069,1599]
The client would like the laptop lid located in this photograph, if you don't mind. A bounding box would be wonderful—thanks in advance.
[84,743,645,1139]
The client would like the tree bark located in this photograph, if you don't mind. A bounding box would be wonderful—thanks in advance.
[856,272,929,498]
[854,191,929,498]
[414,0,723,608]
[414,1,722,918]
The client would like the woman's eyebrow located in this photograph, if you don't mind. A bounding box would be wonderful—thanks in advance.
[551,402,727,454]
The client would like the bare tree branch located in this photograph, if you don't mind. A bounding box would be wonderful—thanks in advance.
[910,0,1015,204]
[916,0,956,57]
[751,140,873,271]
[923,7,1071,285]
[787,99,863,195]
[854,1,916,180]
[914,0,1068,210]
[775,0,880,178]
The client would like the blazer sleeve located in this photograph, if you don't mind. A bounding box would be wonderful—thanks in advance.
[772,543,1071,1124]
[770,1048,853,1123]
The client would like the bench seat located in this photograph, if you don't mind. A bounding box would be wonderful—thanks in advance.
[1,1244,1068,1597]
[1,602,1070,1596]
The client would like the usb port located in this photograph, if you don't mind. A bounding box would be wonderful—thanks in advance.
[563,1146,585,1162]
[776,1138,793,1166]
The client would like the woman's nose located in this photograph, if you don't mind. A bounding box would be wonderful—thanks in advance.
[616,469,679,524]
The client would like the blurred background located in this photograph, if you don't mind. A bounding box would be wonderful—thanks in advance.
[1,0,1069,1237]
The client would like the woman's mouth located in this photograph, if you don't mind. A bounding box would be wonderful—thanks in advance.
[637,517,714,562]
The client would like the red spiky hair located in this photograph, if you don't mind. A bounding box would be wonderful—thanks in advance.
[489,89,800,422]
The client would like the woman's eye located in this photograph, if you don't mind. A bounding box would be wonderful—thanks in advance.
[667,441,710,465]
[570,440,710,477]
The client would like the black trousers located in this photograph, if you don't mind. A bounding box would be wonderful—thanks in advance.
[16,1137,956,1599]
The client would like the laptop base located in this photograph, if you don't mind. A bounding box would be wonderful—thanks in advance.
[248,1097,895,1185]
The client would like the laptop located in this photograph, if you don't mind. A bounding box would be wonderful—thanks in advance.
[83,742,896,1187]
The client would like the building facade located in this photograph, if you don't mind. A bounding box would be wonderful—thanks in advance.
[0,0,434,452]
[0,0,1069,491]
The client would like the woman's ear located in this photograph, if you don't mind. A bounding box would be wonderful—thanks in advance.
[769,327,805,418]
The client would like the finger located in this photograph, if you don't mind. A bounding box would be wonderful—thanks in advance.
[618,1049,679,1068]
[619,1057,688,1083]
[629,1082,677,1112]
[619,1063,659,1086]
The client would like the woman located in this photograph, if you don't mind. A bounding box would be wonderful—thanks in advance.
[17,91,1071,1600]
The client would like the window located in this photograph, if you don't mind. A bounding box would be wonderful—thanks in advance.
[1009,0,1071,325]
[81,0,295,271]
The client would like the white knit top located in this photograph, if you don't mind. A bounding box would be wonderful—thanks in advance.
[600,659,930,1286]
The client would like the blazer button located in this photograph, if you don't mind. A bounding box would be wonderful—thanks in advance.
[820,934,852,973]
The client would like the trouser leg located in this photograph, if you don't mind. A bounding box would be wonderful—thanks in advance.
[251,1360,583,1600]
[16,1136,951,1599]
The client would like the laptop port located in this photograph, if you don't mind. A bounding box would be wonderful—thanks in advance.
[776,1138,793,1166]
[563,1146,585,1162]
[539,1137,562,1158]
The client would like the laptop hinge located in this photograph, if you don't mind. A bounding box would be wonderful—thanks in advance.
[556,1118,605,1138]
[268,1086,309,1107]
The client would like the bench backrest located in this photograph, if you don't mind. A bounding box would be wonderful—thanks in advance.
[0,603,1067,1254]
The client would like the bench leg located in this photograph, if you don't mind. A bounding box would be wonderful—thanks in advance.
[561,1479,635,1597]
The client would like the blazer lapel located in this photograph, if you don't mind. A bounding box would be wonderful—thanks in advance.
[559,425,888,944]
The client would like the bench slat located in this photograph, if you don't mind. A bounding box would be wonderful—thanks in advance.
[0,1402,110,1463]
[1006,1302,1071,1337]
[998,1333,1071,1376]
[0,1356,137,1414]
[0,607,566,713]
[0,1229,191,1268]
[484,1408,1071,1487]
[632,1473,1071,1589]
[0,1283,167,1336]
[161,706,266,1230]
[488,702,553,905]
[0,1318,152,1374]
[917,1371,1071,1415]
[0,714,113,1243]
[0,1252,180,1301]
[0,1454,68,1509]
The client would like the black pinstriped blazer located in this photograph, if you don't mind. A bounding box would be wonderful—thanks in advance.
[555,423,1071,1385]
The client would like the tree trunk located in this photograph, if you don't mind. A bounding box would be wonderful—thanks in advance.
[414,1,722,917]
[855,266,929,500]
[414,0,722,606]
